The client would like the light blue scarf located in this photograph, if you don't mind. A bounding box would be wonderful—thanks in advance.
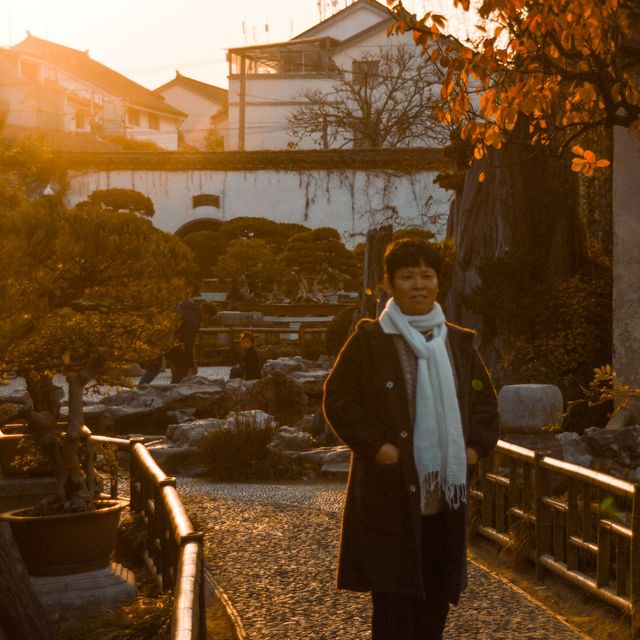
[379,299,467,509]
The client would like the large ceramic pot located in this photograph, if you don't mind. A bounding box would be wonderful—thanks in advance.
[0,498,128,576]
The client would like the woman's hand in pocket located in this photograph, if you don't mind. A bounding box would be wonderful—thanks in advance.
[375,443,400,464]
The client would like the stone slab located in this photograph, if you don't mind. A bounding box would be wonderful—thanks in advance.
[499,384,563,433]
[31,562,136,623]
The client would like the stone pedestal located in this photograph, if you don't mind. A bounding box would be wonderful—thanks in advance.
[498,384,563,451]
[32,562,136,623]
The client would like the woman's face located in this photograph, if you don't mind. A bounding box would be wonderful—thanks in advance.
[384,261,439,316]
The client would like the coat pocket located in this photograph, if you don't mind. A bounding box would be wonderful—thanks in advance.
[360,462,411,533]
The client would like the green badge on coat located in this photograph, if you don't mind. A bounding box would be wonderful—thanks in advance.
[471,378,484,391]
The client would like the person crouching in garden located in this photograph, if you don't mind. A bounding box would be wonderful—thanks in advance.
[229,331,262,380]
[323,238,499,640]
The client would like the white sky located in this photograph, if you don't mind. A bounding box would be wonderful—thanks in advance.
[0,0,475,90]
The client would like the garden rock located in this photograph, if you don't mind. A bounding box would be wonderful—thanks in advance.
[556,432,593,468]
[166,408,197,424]
[89,378,236,433]
[320,446,351,476]
[293,414,316,434]
[582,425,640,466]
[288,370,329,398]
[241,371,308,425]
[270,426,314,451]
[166,418,227,447]
[262,356,310,376]
[145,440,203,476]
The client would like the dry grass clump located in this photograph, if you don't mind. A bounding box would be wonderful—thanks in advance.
[57,593,173,640]
[198,413,306,481]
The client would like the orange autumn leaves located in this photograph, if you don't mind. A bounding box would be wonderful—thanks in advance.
[386,0,638,175]
[571,146,611,177]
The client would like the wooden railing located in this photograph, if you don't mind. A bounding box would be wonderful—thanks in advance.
[93,435,207,640]
[195,325,326,363]
[472,439,640,636]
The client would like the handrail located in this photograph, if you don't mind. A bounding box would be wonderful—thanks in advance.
[472,439,640,637]
[92,435,207,639]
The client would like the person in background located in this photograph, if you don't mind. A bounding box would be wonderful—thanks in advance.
[139,298,201,385]
[229,331,262,380]
[323,238,499,640]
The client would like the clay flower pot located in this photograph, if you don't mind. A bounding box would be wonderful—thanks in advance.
[0,498,128,576]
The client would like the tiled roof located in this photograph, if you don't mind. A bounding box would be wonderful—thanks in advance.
[12,34,186,119]
[155,72,228,104]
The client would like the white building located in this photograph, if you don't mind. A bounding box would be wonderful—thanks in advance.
[154,72,227,150]
[226,0,433,150]
[0,34,186,150]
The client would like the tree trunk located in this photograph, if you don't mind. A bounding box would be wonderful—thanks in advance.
[360,225,393,319]
[0,524,54,640]
[24,373,60,419]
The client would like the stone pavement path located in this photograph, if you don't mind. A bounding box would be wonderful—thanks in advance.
[178,480,588,640]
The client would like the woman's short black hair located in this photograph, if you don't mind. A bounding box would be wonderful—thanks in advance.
[384,237,442,284]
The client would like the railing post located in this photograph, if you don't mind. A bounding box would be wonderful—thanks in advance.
[631,484,640,638]
[534,450,551,580]
[129,438,145,514]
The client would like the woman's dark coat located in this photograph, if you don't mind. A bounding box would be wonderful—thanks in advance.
[323,319,499,604]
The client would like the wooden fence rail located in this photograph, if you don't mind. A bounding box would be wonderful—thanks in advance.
[93,435,207,640]
[472,439,640,637]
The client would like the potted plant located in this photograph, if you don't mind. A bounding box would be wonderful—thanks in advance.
[0,190,196,585]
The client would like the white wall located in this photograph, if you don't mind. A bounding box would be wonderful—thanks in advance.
[300,4,387,40]
[157,84,224,149]
[65,167,451,244]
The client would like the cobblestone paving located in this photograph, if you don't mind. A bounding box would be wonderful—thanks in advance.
[178,480,587,640]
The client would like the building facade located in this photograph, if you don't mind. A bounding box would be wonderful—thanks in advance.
[0,34,186,150]
[226,0,436,151]
[154,72,227,150]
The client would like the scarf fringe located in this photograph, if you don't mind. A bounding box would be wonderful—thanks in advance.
[421,472,467,510]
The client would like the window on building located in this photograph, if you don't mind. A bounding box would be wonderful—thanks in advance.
[352,59,379,87]
[75,110,89,130]
[192,194,221,209]
[148,113,160,130]
[128,108,140,127]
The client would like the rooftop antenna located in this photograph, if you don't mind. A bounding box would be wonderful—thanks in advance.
[242,20,247,45]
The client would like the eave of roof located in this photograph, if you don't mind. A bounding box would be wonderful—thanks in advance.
[293,0,391,41]
[155,72,228,104]
[228,36,340,55]
[12,34,187,119]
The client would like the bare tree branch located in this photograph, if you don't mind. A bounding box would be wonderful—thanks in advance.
[288,46,448,149]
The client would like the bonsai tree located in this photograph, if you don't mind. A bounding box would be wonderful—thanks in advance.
[77,187,155,218]
[0,199,197,512]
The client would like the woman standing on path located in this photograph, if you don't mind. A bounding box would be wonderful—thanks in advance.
[323,238,499,640]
